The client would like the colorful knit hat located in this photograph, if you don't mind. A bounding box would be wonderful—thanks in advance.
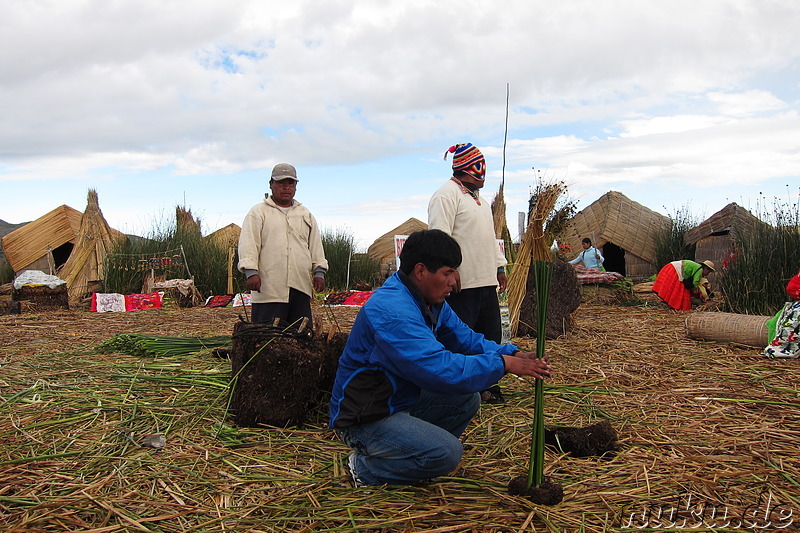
[444,143,486,181]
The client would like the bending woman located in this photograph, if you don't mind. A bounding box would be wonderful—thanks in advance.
[652,259,715,310]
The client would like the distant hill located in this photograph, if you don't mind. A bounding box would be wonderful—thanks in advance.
[0,219,29,250]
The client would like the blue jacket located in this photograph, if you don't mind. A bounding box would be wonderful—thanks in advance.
[329,271,519,429]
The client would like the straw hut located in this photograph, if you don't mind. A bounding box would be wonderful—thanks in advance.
[58,190,126,307]
[563,191,670,280]
[176,206,202,235]
[684,203,767,281]
[367,217,428,279]
[1,205,84,275]
[206,223,242,294]
[206,223,241,250]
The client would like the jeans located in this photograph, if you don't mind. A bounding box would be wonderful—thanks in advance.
[337,390,481,485]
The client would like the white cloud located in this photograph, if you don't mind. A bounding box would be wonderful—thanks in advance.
[1,0,800,244]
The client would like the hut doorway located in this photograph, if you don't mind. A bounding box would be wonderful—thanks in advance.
[602,242,626,276]
[52,242,74,270]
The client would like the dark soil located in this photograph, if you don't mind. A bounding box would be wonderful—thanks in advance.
[544,420,618,457]
[507,475,564,505]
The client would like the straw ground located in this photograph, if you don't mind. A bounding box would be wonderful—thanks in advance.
[1,300,798,532]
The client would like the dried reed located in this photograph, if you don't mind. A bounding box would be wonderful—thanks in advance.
[1,302,799,531]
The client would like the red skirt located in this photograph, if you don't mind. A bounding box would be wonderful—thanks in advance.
[652,261,691,310]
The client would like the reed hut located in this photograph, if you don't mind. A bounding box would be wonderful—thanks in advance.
[684,203,767,282]
[206,224,241,294]
[58,190,126,307]
[367,217,428,279]
[563,191,670,280]
[206,223,241,249]
[176,206,202,235]
[1,205,84,275]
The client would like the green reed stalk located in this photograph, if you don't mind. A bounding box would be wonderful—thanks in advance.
[527,259,553,489]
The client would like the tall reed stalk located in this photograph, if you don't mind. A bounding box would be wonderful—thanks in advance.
[527,259,553,489]
[321,227,379,290]
[653,204,699,269]
[719,193,800,315]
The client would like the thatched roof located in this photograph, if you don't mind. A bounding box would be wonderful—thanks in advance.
[1,205,83,271]
[684,202,767,245]
[564,191,670,264]
[176,206,202,235]
[206,223,241,249]
[367,217,428,264]
[59,190,125,306]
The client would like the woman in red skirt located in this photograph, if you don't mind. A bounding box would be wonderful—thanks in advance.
[652,259,716,310]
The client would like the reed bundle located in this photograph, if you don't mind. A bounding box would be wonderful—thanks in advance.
[96,333,232,358]
[507,182,566,336]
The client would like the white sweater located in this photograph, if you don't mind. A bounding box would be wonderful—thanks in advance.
[427,179,506,290]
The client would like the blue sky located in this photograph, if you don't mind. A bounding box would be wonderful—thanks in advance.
[1,0,798,250]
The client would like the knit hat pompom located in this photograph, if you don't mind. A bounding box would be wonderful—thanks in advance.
[444,143,485,181]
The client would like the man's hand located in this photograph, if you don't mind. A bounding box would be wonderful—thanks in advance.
[246,274,262,292]
[502,353,551,380]
[313,277,326,293]
[497,273,508,294]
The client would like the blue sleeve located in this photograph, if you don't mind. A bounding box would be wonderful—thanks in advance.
[369,305,509,394]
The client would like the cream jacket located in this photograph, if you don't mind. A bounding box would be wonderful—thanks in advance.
[237,197,328,303]
[428,179,506,290]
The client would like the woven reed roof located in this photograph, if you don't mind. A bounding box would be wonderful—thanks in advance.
[1,205,83,271]
[684,202,767,245]
[176,206,202,235]
[59,190,125,306]
[564,191,670,263]
[206,223,241,249]
[367,217,428,263]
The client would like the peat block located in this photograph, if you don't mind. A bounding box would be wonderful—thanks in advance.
[229,321,348,428]
[12,285,69,311]
[517,260,582,339]
[544,420,618,457]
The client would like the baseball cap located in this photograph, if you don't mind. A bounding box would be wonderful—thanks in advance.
[271,163,299,181]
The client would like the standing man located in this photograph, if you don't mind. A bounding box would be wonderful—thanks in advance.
[329,230,552,486]
[569,238,605,270]
[238,163,328,326]
[428,143,508,403]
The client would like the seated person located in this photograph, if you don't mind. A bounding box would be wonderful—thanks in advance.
[328,229,552,486]
[764,268,800,359]
[569,238,604,270]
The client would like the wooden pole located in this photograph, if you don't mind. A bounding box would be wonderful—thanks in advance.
[227,246,235,294]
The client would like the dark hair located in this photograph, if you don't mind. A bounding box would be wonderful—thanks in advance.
[582,238,592,245]
[399,230,462,275]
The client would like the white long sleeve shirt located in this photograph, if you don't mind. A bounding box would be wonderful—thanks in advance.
[237,196,328,303]
[427,179,506,290]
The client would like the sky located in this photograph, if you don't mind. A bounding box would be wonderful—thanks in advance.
[1,0,799,251]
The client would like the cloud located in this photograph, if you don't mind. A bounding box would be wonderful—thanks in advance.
[1,0,799,244]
